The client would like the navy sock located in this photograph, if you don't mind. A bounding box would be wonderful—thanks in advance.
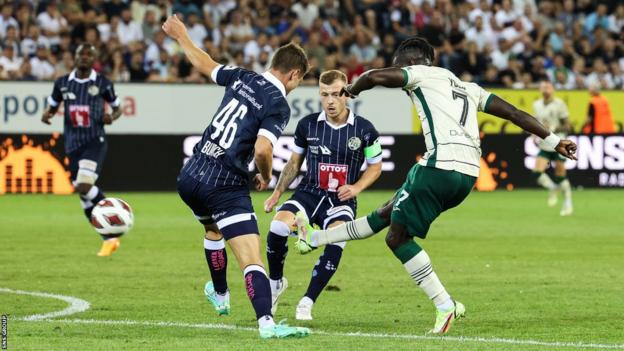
[244,265,273,319]
[304,244,343,302]
[80,186,105,220]
[267,231,289,280]
[204,239,228,294]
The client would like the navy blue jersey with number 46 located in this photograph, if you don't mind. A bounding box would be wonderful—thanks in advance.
[183,65,290,185]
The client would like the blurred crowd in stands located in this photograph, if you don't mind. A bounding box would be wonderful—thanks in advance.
[0,0,623,89]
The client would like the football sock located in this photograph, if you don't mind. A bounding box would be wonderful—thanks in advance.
[204,238,228,294]
[393,241,453,312]
[312,212,388,247]
[555,176,573,201]
[266,220,290,281]
[80,185,105,220]
[243,264,273,322]
[304,243,344,302]
[533,171,556,190]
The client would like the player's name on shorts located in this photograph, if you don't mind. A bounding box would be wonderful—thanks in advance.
[200,140,225,158]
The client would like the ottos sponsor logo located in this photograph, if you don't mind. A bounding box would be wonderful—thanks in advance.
[318,163,348,192]
[319,163,347,173]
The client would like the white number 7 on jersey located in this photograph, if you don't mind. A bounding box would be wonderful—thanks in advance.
[210,98,248,149]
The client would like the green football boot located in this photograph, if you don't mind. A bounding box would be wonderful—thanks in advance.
[204,281,230,316]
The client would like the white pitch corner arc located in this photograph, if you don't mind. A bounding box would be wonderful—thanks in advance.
[0,287,90,321]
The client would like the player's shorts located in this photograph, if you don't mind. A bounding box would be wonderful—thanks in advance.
[391,164,476,239]
[176,169,258,240]
[537,150,566,161]
[68,137,107,184]
[279,190,355,231]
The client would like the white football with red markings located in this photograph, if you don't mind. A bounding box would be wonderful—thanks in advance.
[90,198,134,237]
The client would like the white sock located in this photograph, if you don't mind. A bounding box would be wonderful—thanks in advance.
[298,296,314,307]
[269,278,283,294]
[403,250,453,311]
[215,290,229,304]
[258,315,275,328]
[84,186,100,200]
[313,217,376,246]
[560,179,572,201]
[537,173,556,190]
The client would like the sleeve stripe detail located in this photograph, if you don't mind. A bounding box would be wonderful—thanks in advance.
[401,68,409,88]
[366,155,383,164]
[111,97,121,107]
[291,144,305,154]
[210,65,223,84]
[483,94,495,112]
[47,96,59,107]
[258,128,278,145]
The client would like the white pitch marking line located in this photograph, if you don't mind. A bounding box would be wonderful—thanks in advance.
[18,318,624,350]
[0,287,90,321]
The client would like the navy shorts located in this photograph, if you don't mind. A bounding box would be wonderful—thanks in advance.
[279,191,356,230]
[177,170,259,240]
[68,137,107,182]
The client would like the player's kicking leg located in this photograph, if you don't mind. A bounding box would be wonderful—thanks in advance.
[265,210,293,315]
[532,152,558,207]
[297,165,474,334]
[296,196,394,253]
[553,159,573,216]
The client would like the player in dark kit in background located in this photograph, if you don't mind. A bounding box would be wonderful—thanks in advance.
[263,70,382,320]
[41,44,123,257]
[162,14,310,339]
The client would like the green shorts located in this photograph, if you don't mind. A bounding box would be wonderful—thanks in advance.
[537,150,566,162]
[390,164,476,239]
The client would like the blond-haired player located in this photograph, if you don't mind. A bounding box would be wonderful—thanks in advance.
[263,70,382,320]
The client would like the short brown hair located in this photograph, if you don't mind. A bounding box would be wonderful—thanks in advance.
[270,42,309,76]
[319,70,348,85]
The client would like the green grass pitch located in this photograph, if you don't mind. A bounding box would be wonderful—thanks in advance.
[1,190,623,350]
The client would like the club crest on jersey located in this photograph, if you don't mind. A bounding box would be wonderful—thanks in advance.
[88,85,99,96]
[348,137,361,150]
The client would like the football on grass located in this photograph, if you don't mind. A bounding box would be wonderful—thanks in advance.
[90,198,134,237]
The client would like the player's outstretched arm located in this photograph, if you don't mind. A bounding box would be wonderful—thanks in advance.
[254,136,274,191]
[341,68,405,98]
[487,95,577,160]
[264,152,304,212]
[162,15,219,78]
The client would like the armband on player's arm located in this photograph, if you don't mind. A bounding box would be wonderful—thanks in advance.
[364,139,382,164]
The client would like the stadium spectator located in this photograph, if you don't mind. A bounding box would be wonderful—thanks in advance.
[0,44,21,79]
[0,0,622,90]
[29,45,54,80]
[117,8,143,45]
[36,2,67,47]
[0,3,19,39]
[291,0,319,30]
